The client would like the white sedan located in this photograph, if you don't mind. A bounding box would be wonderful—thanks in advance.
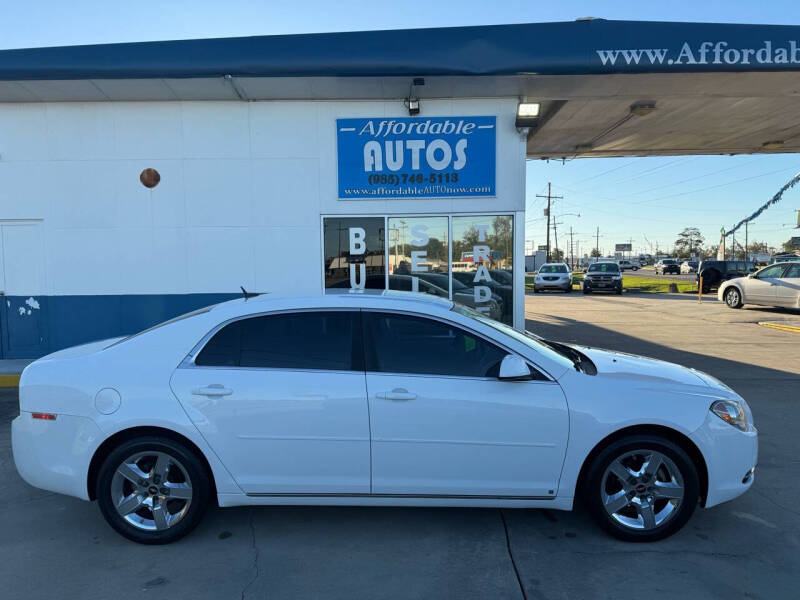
[718,261,800,309]
[12,291,757,544]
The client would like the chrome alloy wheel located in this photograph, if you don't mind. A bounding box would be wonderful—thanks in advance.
[600,450,684,531]
[110,451,193,531]
[725,288,741,308]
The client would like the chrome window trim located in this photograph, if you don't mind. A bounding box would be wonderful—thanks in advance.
[180,306,555,382]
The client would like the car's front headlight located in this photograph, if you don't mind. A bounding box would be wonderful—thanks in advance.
[710,399,748,431]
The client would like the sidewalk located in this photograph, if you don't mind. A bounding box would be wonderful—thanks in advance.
[0,359,33,387]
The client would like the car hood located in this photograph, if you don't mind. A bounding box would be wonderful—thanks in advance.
[569,345,713,388]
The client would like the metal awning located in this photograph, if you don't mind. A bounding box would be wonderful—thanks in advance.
[1,19,799,158]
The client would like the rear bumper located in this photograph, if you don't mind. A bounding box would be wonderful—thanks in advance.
[690,412,758,508]
[11,411,102,501]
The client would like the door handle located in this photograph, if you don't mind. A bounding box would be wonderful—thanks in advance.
[376,388,417,401]
[192,384,233,397]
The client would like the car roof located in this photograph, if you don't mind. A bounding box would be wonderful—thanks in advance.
[209,289,455,318]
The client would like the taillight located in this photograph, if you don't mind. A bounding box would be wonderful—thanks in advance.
[31,412,57,421]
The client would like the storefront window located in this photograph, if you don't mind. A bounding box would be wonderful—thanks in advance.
[387,216,449,300]
[323,215,513,326]
[452,216,514,325]
[323,217,385,290]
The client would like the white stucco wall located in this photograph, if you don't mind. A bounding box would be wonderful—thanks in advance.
[0,97,525,298]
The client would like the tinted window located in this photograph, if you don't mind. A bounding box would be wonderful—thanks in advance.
[540,265,568,273]
[196,312,362,371]
[783,264,800,278]
[363,312,506,377]
[756,265,785,279]
[588,263,619,273]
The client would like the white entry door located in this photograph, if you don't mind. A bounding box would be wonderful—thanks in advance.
[362,311,569,498]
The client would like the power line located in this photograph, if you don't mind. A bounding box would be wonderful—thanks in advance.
[629,166,797,205]
[575,159,640,184]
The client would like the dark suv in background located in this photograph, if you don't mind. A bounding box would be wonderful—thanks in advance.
[654,258,681,275]
[697,260,757,292]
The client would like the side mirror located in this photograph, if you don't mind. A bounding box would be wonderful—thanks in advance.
[499,355,532,381]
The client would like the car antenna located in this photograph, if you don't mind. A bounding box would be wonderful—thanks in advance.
[240,286,261,300]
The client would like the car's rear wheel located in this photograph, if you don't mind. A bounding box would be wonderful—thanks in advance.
[97,437,210,544]
[584,435,699,542]
[725,287,743,309]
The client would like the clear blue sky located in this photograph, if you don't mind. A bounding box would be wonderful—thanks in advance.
[2,0,799,255]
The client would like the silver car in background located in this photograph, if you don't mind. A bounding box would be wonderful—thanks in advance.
[533,263,573,293]
[718,261,800,309]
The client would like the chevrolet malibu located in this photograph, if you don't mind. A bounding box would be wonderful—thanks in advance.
[12,291,757,544]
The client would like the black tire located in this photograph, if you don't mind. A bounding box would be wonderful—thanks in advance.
[533,288,540,294]
[96,436,211,544]
[583,287,591,294]
[616,287,623,295]
[583,435,699,542]
[564,285,572,293]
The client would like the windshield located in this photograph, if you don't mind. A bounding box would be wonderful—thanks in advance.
[451,304,575,372]
[663,259,677,264]
[588,263,619,273]
[539,265,568,274]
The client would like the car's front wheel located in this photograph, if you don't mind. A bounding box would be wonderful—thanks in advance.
[96,437,211,544]
[725,287,743,309]
[584,435,699,542]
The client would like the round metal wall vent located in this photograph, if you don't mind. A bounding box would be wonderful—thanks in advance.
[139,168,161,188]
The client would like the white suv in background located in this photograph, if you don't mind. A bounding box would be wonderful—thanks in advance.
[618,260,640,271]
[533,263,573,293]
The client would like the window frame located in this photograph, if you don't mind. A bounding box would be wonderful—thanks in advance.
[360,308,551,381]
[182,308,365,374]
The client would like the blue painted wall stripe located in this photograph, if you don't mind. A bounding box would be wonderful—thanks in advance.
[1,294,239,359]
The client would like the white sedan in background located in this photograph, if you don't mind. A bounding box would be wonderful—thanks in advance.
[719,261,800,309]
[13,291,756,544]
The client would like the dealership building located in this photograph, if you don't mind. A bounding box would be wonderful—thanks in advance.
[1,19,799,358]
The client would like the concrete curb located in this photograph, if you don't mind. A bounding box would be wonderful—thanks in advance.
[0,374,21,387]
[758,321,800,334]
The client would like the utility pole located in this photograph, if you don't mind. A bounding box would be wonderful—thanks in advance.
[553,219,559,262]
[744,221,749,261]
[570,227,575,269]
[595,226,601,258]
[536,182,563,263]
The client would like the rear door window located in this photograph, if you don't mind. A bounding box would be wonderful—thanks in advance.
[195,311,363,371]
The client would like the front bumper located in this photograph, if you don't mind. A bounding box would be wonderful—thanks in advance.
[534,279,571,290]
[690,411,758,508]
[583,278,622,291]
[12,411,103,501]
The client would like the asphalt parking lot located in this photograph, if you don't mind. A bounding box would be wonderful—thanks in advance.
[1,292,798,600]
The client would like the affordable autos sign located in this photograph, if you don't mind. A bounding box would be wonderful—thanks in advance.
[336,116,496,199]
